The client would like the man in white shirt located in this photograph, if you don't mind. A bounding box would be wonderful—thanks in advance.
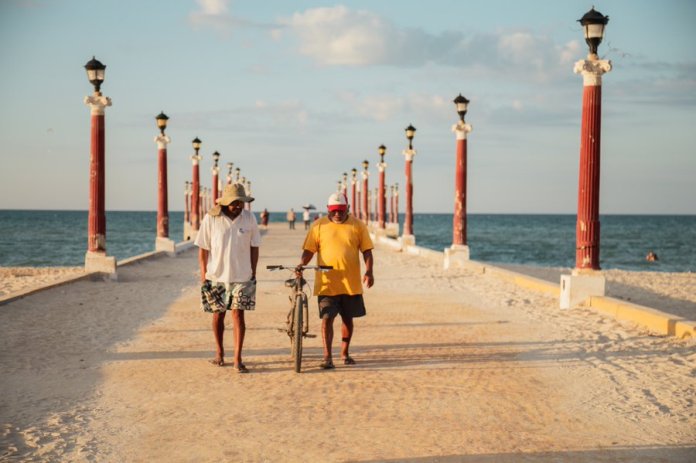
[195,183,261,373]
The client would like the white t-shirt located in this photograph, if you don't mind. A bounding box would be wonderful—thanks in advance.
[195,209,261,283]
[303,210,310,221]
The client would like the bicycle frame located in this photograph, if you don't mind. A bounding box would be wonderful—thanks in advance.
[267,264,332,372]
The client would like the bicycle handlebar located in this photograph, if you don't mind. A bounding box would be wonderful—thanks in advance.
[266,264,333,271]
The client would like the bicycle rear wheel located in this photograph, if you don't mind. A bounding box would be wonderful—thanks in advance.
[292,295,303,373]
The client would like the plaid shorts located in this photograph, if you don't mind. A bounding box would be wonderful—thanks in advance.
[200,279,256,313]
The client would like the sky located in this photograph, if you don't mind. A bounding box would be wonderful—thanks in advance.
[0,0,694,214]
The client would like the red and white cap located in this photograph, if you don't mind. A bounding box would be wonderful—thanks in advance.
[327,192,348,211]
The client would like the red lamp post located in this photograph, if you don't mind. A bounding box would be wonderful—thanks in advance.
[350,168,357,215]
[190,137,202,232]
[444,94,472,269]
[574,7,611,271]
[402,124,416,245]
[226,162,234,185]
[561,8,611,308]
[377,145,387,229]
[361,160,369,223]
[154,111,175,254]
[211,151,221,202]
[83,56,116,275]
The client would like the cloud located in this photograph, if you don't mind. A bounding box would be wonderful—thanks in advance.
[189,0,272,35]
[277,6,581,84]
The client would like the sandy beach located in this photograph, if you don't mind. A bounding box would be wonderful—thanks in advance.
[1,222,694,462]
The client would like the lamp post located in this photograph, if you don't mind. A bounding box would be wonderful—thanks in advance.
[444,94,472,269]
[154,111,175,254]
[226,162,234,185]
[184,180,191,227]
[389,185,395,224]
[574,7,611,271]
[561,7,611,308]
[402,124,416,245]
[362,160,369,223]
[190,137,202,232]
[377,145,387,229]
[394,183,399,227]
[211,151,220,202]
[350,168,357,215]
[83,56,116,276]
[234,167,241,183]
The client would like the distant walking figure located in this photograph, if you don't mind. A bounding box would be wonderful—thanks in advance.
[287,208,296,230]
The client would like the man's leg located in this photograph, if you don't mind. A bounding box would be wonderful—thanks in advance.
[212,311,226,364]
[340,316,354,363]
[321,314,336,367]
[231,309,246,369]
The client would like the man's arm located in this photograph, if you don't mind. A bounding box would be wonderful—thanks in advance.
[250,246,259,280]
[362,249,374,288]
[198,248,209,284]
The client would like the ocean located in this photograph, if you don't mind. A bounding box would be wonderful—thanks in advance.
[0,210,694,273]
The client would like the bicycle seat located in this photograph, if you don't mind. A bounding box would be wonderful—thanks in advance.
[284,278,307,288]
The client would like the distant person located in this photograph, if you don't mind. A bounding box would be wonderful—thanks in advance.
[195,183,261,373]
[646,250,658,262]
[287,208,296,230]
[297,192,374,370]
[260,208,269,227]
[303,208,311,230]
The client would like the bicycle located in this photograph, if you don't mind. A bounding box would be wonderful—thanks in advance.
[266,264,333,372]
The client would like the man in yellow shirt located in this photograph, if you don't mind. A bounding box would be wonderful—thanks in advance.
[298,193,374,369]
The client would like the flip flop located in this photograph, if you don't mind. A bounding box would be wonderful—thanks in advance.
[319,360,335,370]
[209,358,224,367]
[234,364,249,374]
[342,356,356,365]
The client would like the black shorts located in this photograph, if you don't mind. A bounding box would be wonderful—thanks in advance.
[318,294,366,320]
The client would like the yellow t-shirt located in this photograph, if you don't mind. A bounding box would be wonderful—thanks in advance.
[302,215,373,296]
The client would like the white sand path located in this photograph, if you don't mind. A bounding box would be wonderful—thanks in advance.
[1,223,694,462]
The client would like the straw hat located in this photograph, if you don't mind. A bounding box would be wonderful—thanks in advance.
[217,183,254,205]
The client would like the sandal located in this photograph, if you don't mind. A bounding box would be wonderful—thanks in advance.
[319,360,335,370]
[209,358,224,367]
[342,356,356,365]
[234,364,249,374]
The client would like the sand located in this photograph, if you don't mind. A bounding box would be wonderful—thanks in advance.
[1,223,694,462]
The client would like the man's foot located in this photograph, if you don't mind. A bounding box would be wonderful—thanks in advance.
[319,360,335,370]
[234,363,249,373]
[209,357,224,367]
[342,356,356,365]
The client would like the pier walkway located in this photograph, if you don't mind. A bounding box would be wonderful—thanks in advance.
[1,223,694,462]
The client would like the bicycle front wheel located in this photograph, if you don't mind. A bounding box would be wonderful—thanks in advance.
[292,295,303,373]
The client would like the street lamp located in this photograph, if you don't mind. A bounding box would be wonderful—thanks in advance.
[83,56,115,275]
[561,7,613,308]
[190,137,202,231]
[155,111,169,135]
[578,7,609,58]
[235,167,241,183]
[362,160,370,223]
[402,124,417,244]
[154,111,174,253]
[377,145,387,229]
[84,56,106,94]
[453,94,469,123]
[444,94,473,269]
[212,151,221,201]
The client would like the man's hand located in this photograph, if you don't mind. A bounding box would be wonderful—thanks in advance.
[363,270,374,289]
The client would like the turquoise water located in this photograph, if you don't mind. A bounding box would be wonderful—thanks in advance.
[1,210,694,272]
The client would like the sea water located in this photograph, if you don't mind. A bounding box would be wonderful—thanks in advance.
[1,210,694,272]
